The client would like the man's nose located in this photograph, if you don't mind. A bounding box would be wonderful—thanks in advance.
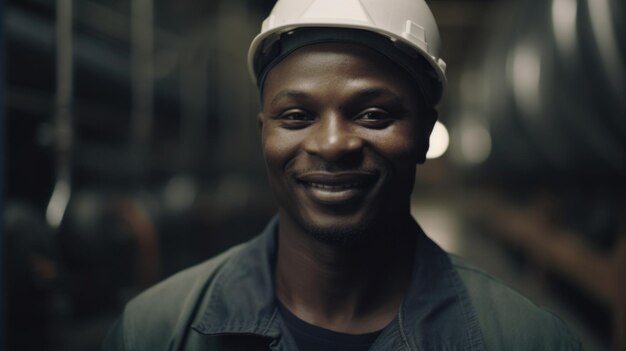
[303,114,364,162]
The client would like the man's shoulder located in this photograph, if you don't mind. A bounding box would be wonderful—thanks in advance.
[104,243,246,351]
[449,255,581,350]
[128,243,245,311]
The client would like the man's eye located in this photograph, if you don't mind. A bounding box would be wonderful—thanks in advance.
[360,111,387,120]
[356,109,393,128]
[282,111,312,121]
[272,110,314,129]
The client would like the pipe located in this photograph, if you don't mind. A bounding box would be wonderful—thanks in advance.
[131,0,154,182]
[46,0,73,229]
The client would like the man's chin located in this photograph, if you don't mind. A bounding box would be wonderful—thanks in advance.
[298,215,381,246]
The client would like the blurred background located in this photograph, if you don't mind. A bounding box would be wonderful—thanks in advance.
[1,0,624,350]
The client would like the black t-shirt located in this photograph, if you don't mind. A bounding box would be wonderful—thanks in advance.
[277,301,382,351]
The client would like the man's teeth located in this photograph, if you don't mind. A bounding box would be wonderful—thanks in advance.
[307,182,361,190]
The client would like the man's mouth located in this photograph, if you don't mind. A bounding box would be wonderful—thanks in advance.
[295,171,378,205]
[305,181,364,191]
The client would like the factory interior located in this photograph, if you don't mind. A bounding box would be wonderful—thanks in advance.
[2,0,624,350]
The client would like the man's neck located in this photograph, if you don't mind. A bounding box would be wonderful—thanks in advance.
[274,214,417,334]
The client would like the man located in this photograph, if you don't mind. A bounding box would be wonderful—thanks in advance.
[104,0,580,350]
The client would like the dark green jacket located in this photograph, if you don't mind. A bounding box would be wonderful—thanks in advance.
[103,217,580,350]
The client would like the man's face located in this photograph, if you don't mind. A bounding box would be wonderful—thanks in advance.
[259,43,432,242]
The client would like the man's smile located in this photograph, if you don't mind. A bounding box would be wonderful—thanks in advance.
[294,171,379,205]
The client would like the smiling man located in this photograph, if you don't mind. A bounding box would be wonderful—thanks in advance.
[262,41,427,242]
[103,1,580,350]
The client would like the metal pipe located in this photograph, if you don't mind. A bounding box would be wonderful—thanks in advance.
[46,0,73,229]
[180,44,209,173]
[131,0,154,181]
[0,0,6,345]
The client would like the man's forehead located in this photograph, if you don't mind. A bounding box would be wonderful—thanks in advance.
[267,86,407,109]
[261,43,421,105]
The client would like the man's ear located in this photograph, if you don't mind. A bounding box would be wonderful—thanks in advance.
[416,109,438,164]
[257,112,264,130]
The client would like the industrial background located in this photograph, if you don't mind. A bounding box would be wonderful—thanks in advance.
[1,0,624,350]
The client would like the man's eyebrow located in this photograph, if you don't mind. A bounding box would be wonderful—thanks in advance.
[269,90,309,106]
[350,87,405,104]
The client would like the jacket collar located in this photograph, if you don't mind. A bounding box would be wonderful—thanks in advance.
[191,216,282,338]
[192,215,485,351]
[387,220,486,351]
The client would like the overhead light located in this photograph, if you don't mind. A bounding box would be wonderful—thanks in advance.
[508,42,542,118]
[552,0,578,56]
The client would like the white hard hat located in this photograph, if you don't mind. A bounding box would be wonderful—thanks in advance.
[248,0,447,105]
